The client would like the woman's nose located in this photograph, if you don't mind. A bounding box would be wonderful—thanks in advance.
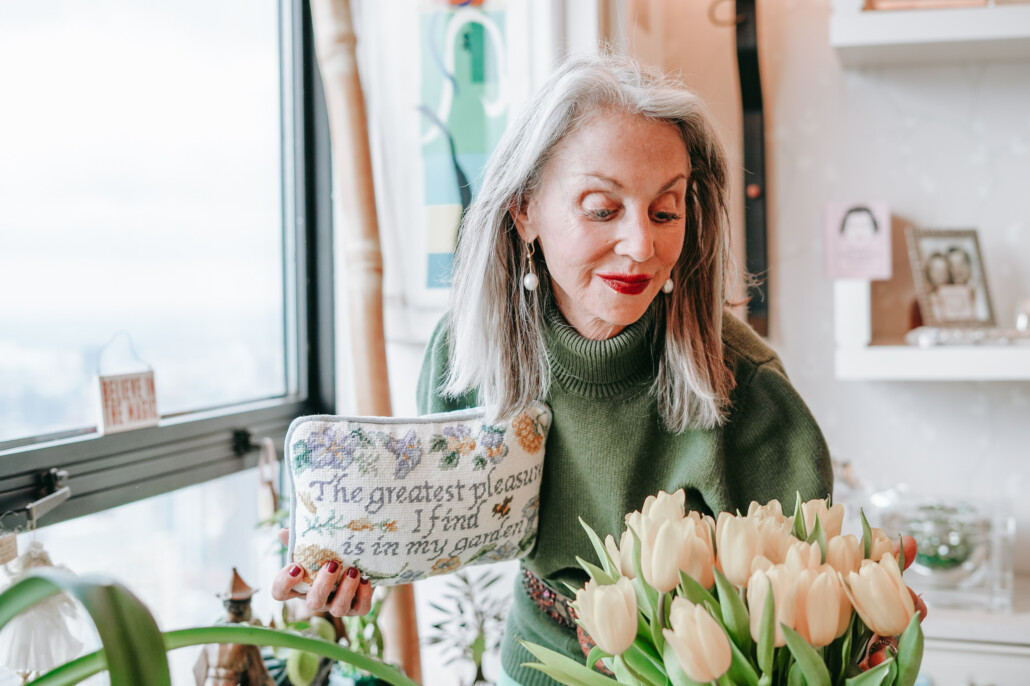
[614,209,656,262]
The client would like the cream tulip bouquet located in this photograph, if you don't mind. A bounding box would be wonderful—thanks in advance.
[522,490,925,686]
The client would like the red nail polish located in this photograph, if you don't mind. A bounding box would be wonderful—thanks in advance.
[347,566,359,578]
[289,565,302,577]
[360,576,369,585]
[327,560,339,574]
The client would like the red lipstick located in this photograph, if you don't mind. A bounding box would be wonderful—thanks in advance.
[598,273,652,295]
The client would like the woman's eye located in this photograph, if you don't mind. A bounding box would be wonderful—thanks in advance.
[586,208,617,220]
[653,211,682,223]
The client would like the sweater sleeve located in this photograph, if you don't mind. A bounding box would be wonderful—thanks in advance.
[721,360,834,512]
[416,314,479,415]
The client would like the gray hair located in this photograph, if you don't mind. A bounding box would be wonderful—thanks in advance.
[443,53,736,432]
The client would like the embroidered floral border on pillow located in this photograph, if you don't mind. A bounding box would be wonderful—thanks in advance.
[286,403,552,588]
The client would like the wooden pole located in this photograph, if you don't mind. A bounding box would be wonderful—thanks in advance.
[308,0,422,681]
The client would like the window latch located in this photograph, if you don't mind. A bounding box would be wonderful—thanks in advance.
[25,468,71,529]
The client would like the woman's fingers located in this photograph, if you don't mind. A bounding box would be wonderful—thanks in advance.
[306,561,344,611]
[271,563,307,601]
[329,567,362,617]
[350,576,373,616]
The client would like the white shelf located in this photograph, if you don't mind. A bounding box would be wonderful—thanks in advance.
[830,5,1030,67]
[835,343,1030,380]
[833,280,1030,381]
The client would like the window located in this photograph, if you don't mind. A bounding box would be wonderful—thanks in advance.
[0,0,333,527]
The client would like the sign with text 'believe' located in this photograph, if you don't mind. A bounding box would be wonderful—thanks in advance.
[97,371,159,434]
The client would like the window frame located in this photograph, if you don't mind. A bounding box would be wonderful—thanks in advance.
[0,0,334,529]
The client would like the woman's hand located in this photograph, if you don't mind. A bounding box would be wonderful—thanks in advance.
[271,528,373,617]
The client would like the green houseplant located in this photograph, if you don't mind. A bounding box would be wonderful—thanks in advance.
[0,568,416,686]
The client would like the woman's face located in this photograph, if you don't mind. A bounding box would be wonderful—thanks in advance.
[515,109,689,340]
[927,255,950,287]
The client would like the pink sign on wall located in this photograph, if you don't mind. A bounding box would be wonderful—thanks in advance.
[824,202,892,281]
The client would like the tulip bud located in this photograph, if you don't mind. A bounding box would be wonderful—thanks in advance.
[640,489,686,523]
[604,530,636,580]
[716,512,761,588]
[802,499,845,539]
[747,499,793,527]
[639,515,715,592]
[663,597,732,683]
[572,577,638,655]
[747,565,798,647]
[868,528,894,562]
[794,566,848,647]
[754,516,796,564]
[844,553,916,636]
[785,540,823,575]
[826,534,862,576]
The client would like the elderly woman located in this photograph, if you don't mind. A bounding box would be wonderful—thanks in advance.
[417,54,832,685]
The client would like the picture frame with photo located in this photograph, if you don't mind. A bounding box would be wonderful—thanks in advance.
[906,228,995,328]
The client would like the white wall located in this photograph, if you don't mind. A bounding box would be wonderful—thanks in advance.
[624,0,1030,570]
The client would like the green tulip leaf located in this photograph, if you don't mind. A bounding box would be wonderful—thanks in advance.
[584,645,610,673]
[575,556,617,586]
[648,593,666,654]
[781,624,831,686]
[838,612,856,684]
[726,639,760,686]
[757,582,776,676]
[895,612,924,686]
[520,639,627,686]
[844,658,893,686]
[787,661,805,686]
[792,491,808,540]
[712,567,752,653]
[806,514,827,565]
[579,517,620,578]
[678,570,720,614]
[662,641,707,686]
[613,656,646,686]
[624,643,667,685]
[860,509,873,559]
[896,534,906,573]
[628,528,659,616]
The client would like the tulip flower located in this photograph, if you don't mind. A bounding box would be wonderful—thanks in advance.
[716,512,761,587]
[572,576,638,655]
[663,597,732,683]
[604,529,636,579]
[794,566,849,646]
[868,527,894,562]
[802,498,845,539]
[755,517,797,564]
[826,534,863,576]
[844,553,916,636]
[639,488,686,523]
[635,512,715,592]
[747,565,798,647]
[747,499,794,527]
[785,540,823,575]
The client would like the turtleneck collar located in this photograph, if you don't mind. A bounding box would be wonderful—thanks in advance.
[544,298,658,399]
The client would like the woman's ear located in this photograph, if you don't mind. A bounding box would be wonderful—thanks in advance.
[510,198,535,243]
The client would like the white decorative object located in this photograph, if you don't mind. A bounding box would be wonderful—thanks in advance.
[0,541,83,676]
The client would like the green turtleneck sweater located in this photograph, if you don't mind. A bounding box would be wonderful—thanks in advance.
[416,304,832,686]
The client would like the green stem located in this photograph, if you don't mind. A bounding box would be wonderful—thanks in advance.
[30,625,418,686]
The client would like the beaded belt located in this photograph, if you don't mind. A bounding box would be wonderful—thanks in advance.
[520,567,613,675]
[521,567,578,630]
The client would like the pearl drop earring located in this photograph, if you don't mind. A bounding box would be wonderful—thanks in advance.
[662,278,674,294]
[523,241,539,291]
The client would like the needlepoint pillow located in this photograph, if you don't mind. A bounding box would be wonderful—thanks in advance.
[285,403,552,589]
